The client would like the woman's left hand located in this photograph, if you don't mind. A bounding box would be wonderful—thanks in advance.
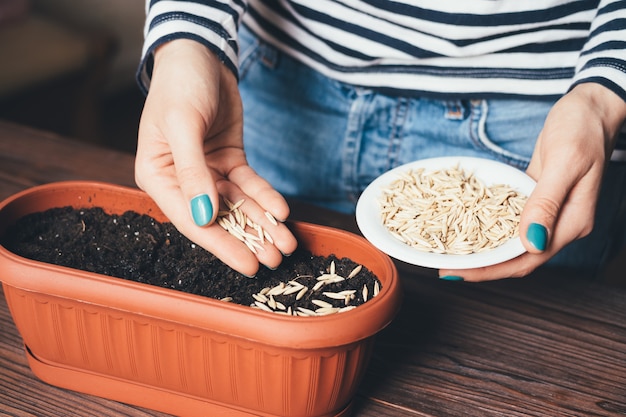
[440,83,626,281]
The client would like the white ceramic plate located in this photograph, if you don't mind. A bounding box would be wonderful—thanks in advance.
[355,157,536,269]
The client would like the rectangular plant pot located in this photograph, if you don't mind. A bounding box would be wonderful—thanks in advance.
[0,181,401,417]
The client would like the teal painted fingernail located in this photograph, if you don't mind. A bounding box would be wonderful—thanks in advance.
[527,223,547,251]
[440,275,464,281]
[190,194,213,226]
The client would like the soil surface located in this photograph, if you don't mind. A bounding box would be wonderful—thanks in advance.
[3,207,380,315]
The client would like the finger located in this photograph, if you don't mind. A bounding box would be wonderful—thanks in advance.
[178,216,262,277]
[228,165,291,222]
[519,155,579,254]
[439,251,551,282]
[439,175,598,282]
[139,172,261,276]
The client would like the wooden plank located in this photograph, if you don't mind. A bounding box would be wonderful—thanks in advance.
[0,121,136,200]
[357,274,626,416]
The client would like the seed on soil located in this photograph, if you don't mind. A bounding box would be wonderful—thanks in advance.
[6,207,383,318]
[311,299,333,309]
[347,265,362,279]
[247,261,377,316]
[267,282,286,296]
[283,284,304,295]
[296,286,308,300]
[323,290,356,300]
[254,301,273,312]
[252,293,268,303]
[315,306,341,315]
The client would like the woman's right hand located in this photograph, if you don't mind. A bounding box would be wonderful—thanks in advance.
[135,39,297,277]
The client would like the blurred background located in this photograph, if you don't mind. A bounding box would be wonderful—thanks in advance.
[0,0,145,153]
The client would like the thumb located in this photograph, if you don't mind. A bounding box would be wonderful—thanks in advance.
[519,171,568,254]
[170,124,220,228]
[180,166,219,228]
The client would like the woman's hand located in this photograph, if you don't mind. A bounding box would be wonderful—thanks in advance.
[440,83,626,281]
[135,39,297,277]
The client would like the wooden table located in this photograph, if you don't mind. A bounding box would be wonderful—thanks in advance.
[1,121,625,416]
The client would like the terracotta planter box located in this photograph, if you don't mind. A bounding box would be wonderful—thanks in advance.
[0,181,401,417]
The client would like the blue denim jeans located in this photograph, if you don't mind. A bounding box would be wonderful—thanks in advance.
[238,25,626,275]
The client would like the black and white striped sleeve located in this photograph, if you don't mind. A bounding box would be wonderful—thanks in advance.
[137,0,247,94]
[570,0,626,101]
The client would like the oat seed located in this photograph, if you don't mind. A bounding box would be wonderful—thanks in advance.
[254,301,273,312]
[216,198,276,255]
[311,299,333,309]
[347,265,362,279]
[379,165,527,254]
[295,286,308,300]
[264,211,278,226]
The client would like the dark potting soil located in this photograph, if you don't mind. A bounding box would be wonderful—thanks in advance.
[3,207,380,313]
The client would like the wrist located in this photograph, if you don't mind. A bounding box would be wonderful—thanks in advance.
[570,83,626,136]
[154,38,219,68]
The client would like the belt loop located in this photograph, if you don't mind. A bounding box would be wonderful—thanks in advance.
[259,43,278,69]
[445,100,473,120]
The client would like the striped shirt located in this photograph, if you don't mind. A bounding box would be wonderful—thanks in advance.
[138,0,626,101]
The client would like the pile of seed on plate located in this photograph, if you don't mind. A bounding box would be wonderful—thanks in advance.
[3,207,381,316]
[379,165,528,254]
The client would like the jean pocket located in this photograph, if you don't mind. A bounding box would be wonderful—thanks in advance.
[238,24,280,79]
[470,99,553,171]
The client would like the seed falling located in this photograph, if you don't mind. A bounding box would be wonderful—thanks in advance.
[379,165,527,254]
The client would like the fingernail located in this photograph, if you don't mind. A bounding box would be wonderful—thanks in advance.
[527,223,547,251]
[440,275,464,281]
[190,194,213,226]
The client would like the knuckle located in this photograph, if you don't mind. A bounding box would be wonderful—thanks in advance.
[530,196,560,221]
[176,165,206,186]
